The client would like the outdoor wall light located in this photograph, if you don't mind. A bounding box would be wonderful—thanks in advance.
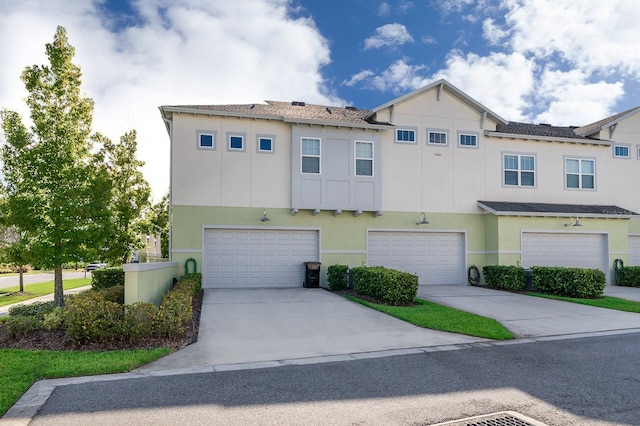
[564,216,582,227]
[260,209,270,222]
[416,212,429,225]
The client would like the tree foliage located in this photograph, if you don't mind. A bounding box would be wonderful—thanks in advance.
[0,26,112,306]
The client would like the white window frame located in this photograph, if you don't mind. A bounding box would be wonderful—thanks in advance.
[458,131,478,148]
[256,134,275,154]
[354,140,374,177]
[613,144,630,159]
[197,131,216,150]
[395,128,417,144]
[227,133,245,151]
[301,137,321,175]
[502,152,536,188]
[427,129,448,146]
[564,157,596,190]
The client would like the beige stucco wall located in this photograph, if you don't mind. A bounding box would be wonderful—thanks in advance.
[124,262,179,306]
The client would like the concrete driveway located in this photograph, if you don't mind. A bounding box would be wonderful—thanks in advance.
[418,285,640,338]
[138,288,482,372]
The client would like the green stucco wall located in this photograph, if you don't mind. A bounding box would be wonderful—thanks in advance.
[124,262,179,305]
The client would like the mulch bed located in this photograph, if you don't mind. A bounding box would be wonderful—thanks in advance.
[0,291,203,351]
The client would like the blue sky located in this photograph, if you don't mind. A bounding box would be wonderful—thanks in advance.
[1,0,639,196]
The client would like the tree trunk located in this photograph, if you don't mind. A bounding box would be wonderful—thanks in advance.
[53,264,64,307]
[19,266,24,292]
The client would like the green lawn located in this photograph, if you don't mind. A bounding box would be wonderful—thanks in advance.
[345,295,514,340]
[0,278,91,307]
[0,348,170,416]
[528,292,640,313]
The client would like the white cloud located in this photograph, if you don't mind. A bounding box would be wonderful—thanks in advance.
[366,60,429,93]
[343,70,375,87]
[377,2,391,16]
[364,23,414,50]
[482,18,508,45]
[0,0,339,199]
[421,36,437,45]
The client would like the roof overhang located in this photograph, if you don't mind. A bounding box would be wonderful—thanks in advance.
[484,131,613,146]
[477,201,638,219]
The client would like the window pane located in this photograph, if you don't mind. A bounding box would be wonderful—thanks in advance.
[356,142,373,158]
[581,159,594,174]
[460,134,476,146]
[521,171,534,186]
[302,138,320,155]
[230,136,243,149]
[566,159,579,173]
[200,134,213,147]
[520,156,534,171]
[505,170,518,185]
[356,159,373,176]
[615,146,629,157]
[259,138,272,151]
[429,132,446,144]
[302,157,319,174]
[582,175,594,189]
[397,130,415,142]
[504,155,518,170]
[566,174,579,188]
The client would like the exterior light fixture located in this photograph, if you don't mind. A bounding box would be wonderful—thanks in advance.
[260,209,270,222]
[564,216,582,227]
[416,212,429,225]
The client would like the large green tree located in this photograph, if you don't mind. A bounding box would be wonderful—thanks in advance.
[95,130,151,264]
[0,26,111,306]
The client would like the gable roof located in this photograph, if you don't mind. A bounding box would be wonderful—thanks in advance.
[364,79,509,126]
[494,122,584,139]
[159,101,391,130]
[477,201,638,218]
[573,106,640,137]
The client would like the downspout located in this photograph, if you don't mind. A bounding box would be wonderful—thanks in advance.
[160,107,174,262]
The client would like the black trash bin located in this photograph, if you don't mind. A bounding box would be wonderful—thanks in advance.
[304,261,321,288]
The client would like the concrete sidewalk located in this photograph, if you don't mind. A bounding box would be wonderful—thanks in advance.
[0,286,92,317]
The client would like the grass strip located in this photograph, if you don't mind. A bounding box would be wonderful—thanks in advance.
[345,295,513,340]
[0,278,91,307]
[528,292,640,313]
[0,348,170,416]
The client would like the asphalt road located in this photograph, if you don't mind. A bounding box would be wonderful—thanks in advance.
[0,271,89,290]
[29,332,640,425]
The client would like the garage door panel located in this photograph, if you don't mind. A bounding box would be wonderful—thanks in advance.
[203,229,319,288]
[368,231,465,285]
[522,233,606,272]
[629,236,640,266]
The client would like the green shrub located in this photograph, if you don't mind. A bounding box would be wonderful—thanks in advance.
[352,266,418,306]
[532,266,605,298]
[327,264,349,291]
[482,265,526,291]
[124,303,158,340]
[618,266,640,287]
[6,315,42,338]
[42,307,65,331]
[65,293,126,343]
[8,301,56,319]
[91,268,125,290]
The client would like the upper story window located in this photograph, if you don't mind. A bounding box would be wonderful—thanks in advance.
[614,144,630,158]
[428,130,448,145]
[459,132,478,148]
[503,153,535,187]
[197,131,216,150]
[257,135,274,153]
[355,141,373,176]
[565,158,595,190]
[228,134,244,151]
[396,128,416,143]
[301,137,320,174]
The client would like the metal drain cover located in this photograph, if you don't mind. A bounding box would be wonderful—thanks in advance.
[431,411,549,426]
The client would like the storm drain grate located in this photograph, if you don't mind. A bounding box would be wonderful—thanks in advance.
[431,411,549,426]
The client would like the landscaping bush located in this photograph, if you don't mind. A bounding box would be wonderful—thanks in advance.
[532,266,605,298]
[91,268,125,290]
[618,266,640,287]
[42,307,65,331]
[124,302,158,340]
[327,264,349,291]
[352,266,418,306]
[0,264,13,274]
[65,296,126,343]
[482,265,526,291]
[8,301,56,319]
[6,315,42,338]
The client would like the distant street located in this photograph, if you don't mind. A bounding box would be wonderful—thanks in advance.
[0,271,90,290]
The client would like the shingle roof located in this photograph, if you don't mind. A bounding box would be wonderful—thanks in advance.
[163,101,389,127]
[495,122,584,139]
[573,106,640,137]
[478,201,638,217]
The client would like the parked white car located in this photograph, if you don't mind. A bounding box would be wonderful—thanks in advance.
[85,261,107,271]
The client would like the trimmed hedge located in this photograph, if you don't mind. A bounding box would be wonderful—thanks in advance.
[482,265,526,291]
[91,268,125,290]
[532,266,605,298]
[352,266,418,306]
[618,266,640,287]
[327,264,349,291]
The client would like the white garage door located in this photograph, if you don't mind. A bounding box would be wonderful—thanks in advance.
[521,233,607,272]
[367,231,465,285]
[203,229,319,288]
[630,236,640,266]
